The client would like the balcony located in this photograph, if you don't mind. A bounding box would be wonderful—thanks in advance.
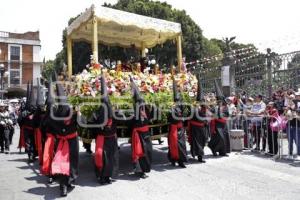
[0,31,9,38]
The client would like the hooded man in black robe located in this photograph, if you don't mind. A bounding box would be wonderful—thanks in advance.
[48,79,79,197]
[90,74,119,184]
[208,80,230,156]
[187,74,208,163]
[33,78,46,166]
[167,78,188,168]
[40,78,56,184]
[20,81,37,162]
[130,76,153,179]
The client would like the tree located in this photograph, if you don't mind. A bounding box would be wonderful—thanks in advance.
[42,60,55,80]
[55,0,223,73]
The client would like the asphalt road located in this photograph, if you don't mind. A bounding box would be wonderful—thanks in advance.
[1,127,300,200]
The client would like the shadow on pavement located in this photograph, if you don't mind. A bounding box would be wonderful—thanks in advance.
[11,140,216,199]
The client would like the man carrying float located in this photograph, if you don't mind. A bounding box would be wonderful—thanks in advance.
[19,81,37,162]
[90,74,119,184]
[130,76,153,178]
[187,74,209,163]
[48,80,79,197]
[167,78,188,168]
[208,80,231,157]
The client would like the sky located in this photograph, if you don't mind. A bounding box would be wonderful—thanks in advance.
[0,0,299,60]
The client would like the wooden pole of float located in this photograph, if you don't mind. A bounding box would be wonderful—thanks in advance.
[67,36,72,78]
[176,34,182,72]
[92,16,98,63]
[141,42,146,57]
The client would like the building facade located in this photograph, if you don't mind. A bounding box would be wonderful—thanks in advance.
[0,31,42,93]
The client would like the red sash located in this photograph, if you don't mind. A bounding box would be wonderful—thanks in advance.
[95,119,114,169]
[210,118,227,134]
[51,132,77,176]
[41,133,55,175]
[187,120,205,144]
[35,128,43,165]
[131,125,149,162]
[18,126,26,149]
[168,122,183,160]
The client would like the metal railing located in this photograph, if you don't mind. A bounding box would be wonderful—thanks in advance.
[227,113,300,161]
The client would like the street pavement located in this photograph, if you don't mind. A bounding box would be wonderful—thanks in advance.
[1,127,300,200]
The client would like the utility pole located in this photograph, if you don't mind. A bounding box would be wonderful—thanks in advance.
[222,37,236,97]
[266,48,272,99]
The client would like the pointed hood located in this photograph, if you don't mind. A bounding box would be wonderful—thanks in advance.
[214,79,225,101]
[53,71,58,82]
[29,81,37,111]
[130,76,144,103]
[56,80,67,104]
[172,78,181,103]
[196,74,205,102]
[56,80,70,116]
[36,78,44,108]
[25,81,31,110]
[45,78,54,111]
[100,74,113,118]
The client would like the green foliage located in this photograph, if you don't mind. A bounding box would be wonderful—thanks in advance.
[42,60,55,80]
[69,90,194,123]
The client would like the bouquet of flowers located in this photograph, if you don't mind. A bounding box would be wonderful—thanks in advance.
[68,62,198,123]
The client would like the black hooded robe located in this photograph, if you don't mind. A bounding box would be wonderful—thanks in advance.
[131,116,153,174]
[167,106,188,164]
[49,109,79,186]
[91,113,119,180]
[188,107,209,158]
[208,106,231,156]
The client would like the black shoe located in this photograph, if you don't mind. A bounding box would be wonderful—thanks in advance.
[139,173,148,179]
[158,139,164,145]
[4,149,9,154]
[98,177,106,185]
[105,177,112,184]
[86,149,92,154]
[178,161,186,168]
[28,155,34,163]
[60,185,67,197]
[212,151,218,157]
[0,149,4,153]
[48,177,53,184]
[198,156,206,163]
[171,161,176,166]
[67,183,75,190]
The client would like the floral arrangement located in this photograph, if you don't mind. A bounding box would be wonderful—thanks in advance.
[68,62,199,123]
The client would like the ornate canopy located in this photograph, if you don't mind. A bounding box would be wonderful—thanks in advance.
[66,4,183,77]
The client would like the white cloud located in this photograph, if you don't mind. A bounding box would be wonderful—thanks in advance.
[0,0,299,60]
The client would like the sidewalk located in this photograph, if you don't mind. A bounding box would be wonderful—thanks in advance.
[0,128,300,200]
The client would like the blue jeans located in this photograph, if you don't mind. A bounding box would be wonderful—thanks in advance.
[287,126,300,155]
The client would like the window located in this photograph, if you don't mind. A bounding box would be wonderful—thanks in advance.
[10,46,20,61]
[10,70,20,85]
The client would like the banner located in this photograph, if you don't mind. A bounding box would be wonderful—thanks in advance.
[221,65,230,86]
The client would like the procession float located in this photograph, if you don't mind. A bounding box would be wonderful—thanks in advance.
[64,5,213,140]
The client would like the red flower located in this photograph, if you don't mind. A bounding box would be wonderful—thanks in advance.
[93,63,101,69]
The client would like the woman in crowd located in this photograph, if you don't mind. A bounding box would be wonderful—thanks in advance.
[266,102,279,155]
